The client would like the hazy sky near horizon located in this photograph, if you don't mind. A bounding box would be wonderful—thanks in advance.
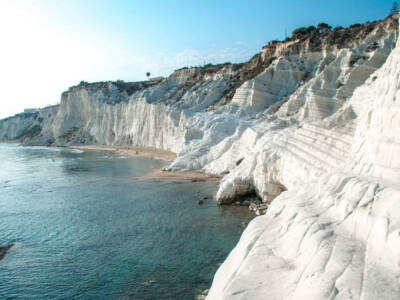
[0,0,396,118]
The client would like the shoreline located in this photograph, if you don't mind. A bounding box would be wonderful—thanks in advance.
[140,170,220,182]
[0,142,20,145]
[69,145,177,161]
[70,145,219,182]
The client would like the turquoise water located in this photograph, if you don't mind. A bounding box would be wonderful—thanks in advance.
[0,144,252,299]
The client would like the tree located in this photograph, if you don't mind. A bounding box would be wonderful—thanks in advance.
[146,72,151,80]
[317,23,332,33]
[292,27,308,39]
[292,26,316,40]
[391,1,399,15]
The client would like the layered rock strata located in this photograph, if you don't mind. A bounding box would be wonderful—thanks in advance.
[1,15,400,299]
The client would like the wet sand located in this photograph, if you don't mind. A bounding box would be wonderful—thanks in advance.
[140,170,220,182]
[69,145,177,161]
[70,145,220,182]
[0,142,20,145]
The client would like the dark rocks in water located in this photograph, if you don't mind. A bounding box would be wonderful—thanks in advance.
[68,166,91,172]
[198,196,208,205]
[242,200,251,206]
[137,280,156,286]
[249,202,269,215]
[195,288,210,300]
[0,243,13,261]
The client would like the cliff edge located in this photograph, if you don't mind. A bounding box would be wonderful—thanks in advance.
[1,15,400,299]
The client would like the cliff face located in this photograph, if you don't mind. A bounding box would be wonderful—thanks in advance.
[2,16,396,152]
[1,15,400,299]
[0,105,59,143]
[0,65,238,152]
[207,21,400,299]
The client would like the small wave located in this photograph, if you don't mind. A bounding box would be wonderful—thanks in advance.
[153,156,170,162]
[22,146,62,152]
[66,149,84,154]
[100,155,114,159]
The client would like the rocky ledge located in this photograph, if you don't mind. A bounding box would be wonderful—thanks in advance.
[1,14,400,300]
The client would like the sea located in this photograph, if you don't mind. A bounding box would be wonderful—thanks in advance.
[0,144,252,299]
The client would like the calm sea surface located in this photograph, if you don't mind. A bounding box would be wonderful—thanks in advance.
[0,144,252,299]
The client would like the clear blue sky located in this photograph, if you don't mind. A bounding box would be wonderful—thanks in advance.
[0,0,396,118]
[61,0,396,64]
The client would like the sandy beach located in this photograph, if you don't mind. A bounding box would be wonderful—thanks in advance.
[0,142,20,145]
[70,145,219,182]
[70,145,177,160]
[140,170,220,182]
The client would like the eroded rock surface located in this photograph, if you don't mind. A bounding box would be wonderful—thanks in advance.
[1,15,400,300]
[207,17,400,300]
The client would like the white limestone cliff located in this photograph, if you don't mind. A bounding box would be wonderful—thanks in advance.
[206,18,400,300]
[1,15,400,299]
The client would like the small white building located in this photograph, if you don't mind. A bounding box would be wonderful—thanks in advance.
[150,76,164,82]
[24,108,39,114]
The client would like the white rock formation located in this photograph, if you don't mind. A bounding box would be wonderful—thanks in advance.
[0,16,399,299]
[207,19,400,300]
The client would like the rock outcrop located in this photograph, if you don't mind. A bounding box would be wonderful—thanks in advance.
[1,15,400,299]
[0,243,13,261]
[207,17,400,299]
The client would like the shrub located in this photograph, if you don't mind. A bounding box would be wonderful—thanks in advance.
[292,26,316,39]
[266,56,277,65]
[317,22,332,33]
